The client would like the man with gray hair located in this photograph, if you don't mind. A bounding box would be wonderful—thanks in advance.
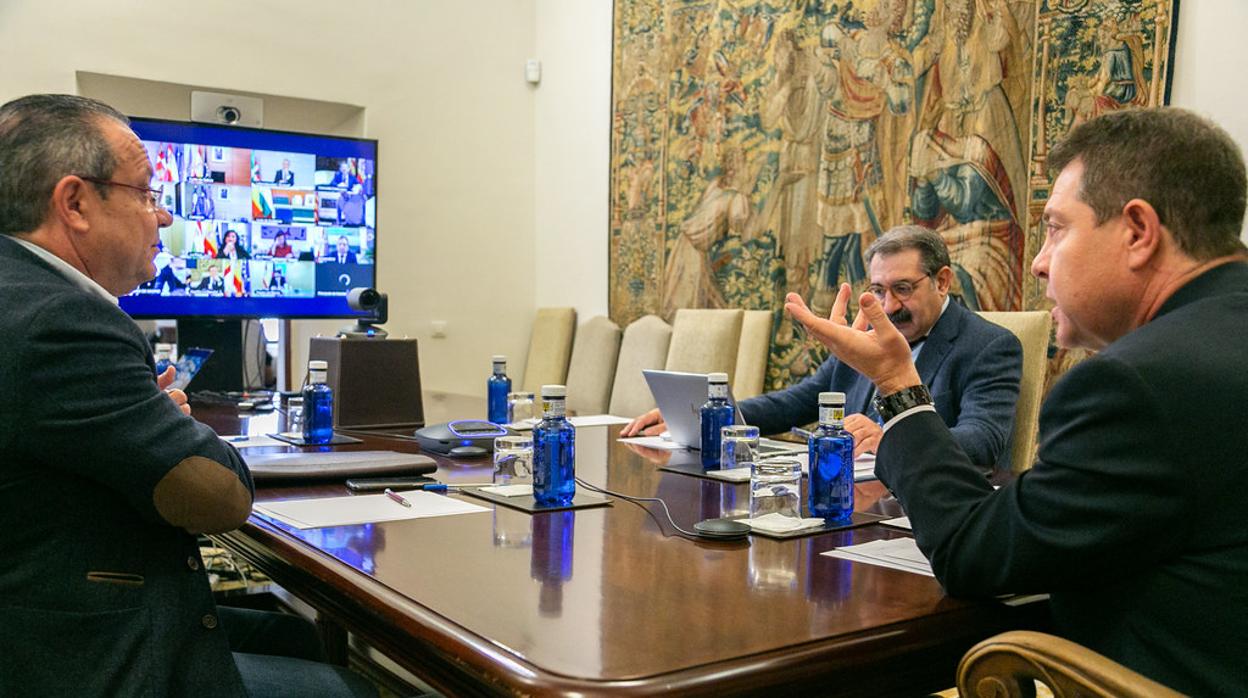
[788,107,1248,694]
[0,94,374,697]
[624,224,1023,473]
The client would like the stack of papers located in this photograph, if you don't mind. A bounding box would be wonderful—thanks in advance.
[254,491,489,529]
[822,537,934,576]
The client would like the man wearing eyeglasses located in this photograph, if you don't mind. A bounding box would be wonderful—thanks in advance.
[0,95,375,697]
[623,225,1023,472]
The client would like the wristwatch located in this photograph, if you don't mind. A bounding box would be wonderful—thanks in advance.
[872,384,933,423]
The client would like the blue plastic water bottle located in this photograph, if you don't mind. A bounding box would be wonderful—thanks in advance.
[533,384,576,506]
[153,342,174,377]
[302,360,335,445]
[487,355,511,424]
[700,372,734,469]
[808,391,854,523]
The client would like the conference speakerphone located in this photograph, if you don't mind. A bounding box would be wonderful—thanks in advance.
[415,420,510,457]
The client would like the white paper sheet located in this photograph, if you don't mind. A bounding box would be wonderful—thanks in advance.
[569,414,633,427]
[822,537,934,577]
[881,516,912,530]
[745,513,826,533]
[219,434,286,449]
[617,436,687,450]
[254,491,489,529]
[478,484,533,497]
[703,467,752,482]
[758,452,877,482]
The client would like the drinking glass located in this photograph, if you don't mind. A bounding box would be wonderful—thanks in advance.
[720,425,760,470]
[493,435,534,485]
[285,396,304,434]
[506,391,536,425]
[750,458,802,520]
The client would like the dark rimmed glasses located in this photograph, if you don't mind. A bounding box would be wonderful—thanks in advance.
[77,176,164,211]
[868,273,930,301]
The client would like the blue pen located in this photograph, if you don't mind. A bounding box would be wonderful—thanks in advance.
[227,436,250,443]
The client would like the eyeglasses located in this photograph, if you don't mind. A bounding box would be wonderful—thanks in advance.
[868,274,930,301]
[78,176,164,212]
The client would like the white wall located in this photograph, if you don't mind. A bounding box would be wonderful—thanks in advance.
[0,0,538,397]
[534,0,613,320]
[1170,0,1248,242]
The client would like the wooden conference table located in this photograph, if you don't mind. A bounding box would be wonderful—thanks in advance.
[202,394,1043,697]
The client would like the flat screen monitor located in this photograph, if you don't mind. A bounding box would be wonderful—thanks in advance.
[120,117,377,319]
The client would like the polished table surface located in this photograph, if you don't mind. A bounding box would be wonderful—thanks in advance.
[203,394,1042,697]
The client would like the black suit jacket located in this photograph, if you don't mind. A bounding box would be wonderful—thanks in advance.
[876,262,1248,695]
[0,235,252,696]
[741,300,1022,470]
[273,169,294,185]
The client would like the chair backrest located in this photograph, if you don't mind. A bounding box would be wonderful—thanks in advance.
[978,311,1052,472]
[664,309,744,383]
[733,310,774,400]
[958,631,1183,698]
[564,316,622,415]
[521,307,577,393]
[608,314,672,417]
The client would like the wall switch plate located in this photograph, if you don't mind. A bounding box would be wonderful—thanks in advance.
[431,320,447,338]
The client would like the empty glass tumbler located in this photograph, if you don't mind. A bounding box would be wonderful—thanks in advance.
[750,458,802,520]
[506,391,536,425]
[493,435,534,486]
[720,425,760,470]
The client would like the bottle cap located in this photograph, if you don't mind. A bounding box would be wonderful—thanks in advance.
[492,354,506,363]
[541,384,566,398]
[708,372,729,384]
[818,391,846,405]
[308,360,328,371]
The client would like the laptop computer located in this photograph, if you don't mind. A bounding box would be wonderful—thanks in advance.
[641,369,805,455]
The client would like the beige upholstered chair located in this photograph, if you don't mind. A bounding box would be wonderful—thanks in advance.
[521,307,577,393]
[564,316,622,415]
[733,310,774,400]
[607,314,672,417]
[955,631,1182,698]
[664,309,744,383]
[978,311,1052,473]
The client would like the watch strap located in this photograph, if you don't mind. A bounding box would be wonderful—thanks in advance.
[872,384,934,423]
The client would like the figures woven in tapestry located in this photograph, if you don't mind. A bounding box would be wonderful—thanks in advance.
[609,0,1177,391]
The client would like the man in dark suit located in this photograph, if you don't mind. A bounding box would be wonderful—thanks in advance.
[0,94,375,697]
[273,158,294,185]
[332,234,358,264]
[623,226,1023,471]
[787,108,1248,694]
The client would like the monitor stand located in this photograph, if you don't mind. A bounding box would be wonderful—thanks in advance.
[177,318,244,392]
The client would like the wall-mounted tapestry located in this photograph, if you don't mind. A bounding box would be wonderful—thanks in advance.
[609,0,1178,392]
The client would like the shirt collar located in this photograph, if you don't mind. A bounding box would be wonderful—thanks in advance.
[10,236,119,305]
[908,296,950,352]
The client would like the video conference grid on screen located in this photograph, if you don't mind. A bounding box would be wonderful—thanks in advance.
[124,126,376,316]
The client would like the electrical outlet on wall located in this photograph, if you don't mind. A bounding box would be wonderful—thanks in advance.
[431,321,447,338]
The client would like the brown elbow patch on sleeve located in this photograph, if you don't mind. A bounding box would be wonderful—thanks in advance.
[152,456,253,534]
